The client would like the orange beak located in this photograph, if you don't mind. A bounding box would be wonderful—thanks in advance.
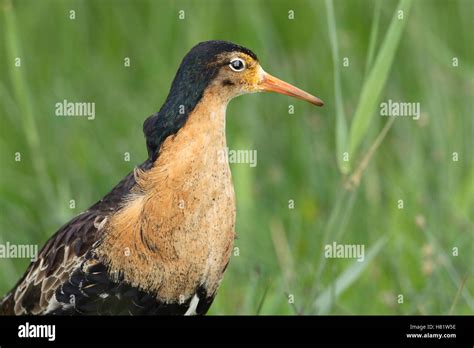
[259,71,324,107]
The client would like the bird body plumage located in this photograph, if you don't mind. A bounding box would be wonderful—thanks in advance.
[0,41,247,315]
[0,40,322,315]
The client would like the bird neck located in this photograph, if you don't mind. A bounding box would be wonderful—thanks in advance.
[149,87,230,171]
[143,62,224,161]
[96,89,236,302]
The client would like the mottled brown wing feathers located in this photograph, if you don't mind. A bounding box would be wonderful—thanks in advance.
[2,212,100,314]
[0,160,152,315]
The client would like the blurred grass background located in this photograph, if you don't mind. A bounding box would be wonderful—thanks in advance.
[0,0,472,314]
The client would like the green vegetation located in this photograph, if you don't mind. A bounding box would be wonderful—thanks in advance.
[0,0,472,314]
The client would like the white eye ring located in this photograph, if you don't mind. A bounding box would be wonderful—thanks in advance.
[229,58,246,72]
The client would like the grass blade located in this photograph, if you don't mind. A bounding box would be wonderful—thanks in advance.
[346,116,396,189]
[449,273,468,315]
[314,237,387,314]
[364,1,382,76]
[256,283,270,315]
[348,0,413,167]
[3,0,53,203]
[325,0,349,174]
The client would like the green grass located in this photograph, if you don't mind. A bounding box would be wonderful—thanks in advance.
[0,0,472,315]
[348,0,412,167]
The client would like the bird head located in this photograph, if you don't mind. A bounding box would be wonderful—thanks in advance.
[206,45,324,107]
[144,40,323,159]
[174,40,324,107]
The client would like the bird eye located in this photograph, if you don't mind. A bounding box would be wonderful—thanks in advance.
[229,58,246,72]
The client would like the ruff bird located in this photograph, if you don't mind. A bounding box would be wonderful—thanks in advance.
[0,40,323,315]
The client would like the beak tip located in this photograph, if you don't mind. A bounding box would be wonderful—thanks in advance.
[313,98,324,107]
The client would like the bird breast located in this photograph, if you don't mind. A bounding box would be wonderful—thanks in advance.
[95,91,236,303]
